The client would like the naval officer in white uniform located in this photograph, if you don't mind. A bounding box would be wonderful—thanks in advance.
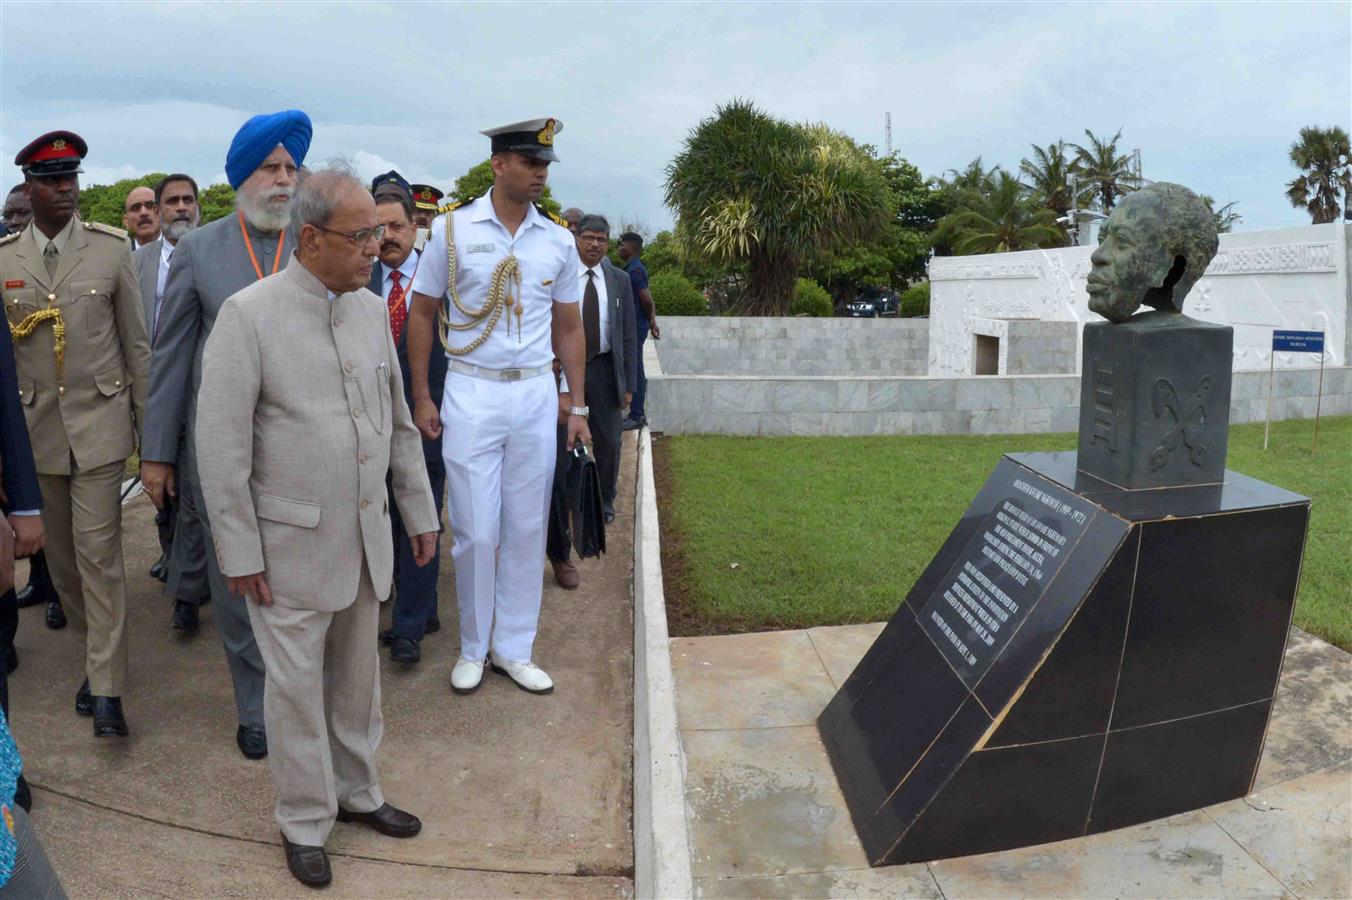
[405,118,589,695]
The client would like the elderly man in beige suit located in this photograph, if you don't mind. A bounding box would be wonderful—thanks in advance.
[196,168,439,889]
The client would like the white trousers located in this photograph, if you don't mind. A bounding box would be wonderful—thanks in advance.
[441,370,556,662]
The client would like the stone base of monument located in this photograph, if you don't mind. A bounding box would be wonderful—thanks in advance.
[818,451,1309,865]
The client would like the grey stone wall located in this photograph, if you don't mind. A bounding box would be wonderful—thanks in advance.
[1005,320,1079,374]
[656,316,928,376]
[646,366,1351,437]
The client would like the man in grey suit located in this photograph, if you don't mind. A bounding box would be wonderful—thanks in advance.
[196,168,439,889]
[133,173,207,631]
[139,109,312,760]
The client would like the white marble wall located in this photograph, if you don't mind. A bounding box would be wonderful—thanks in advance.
[929,223,1350,376]
[656,317,928,376]
[646,366,1351,437]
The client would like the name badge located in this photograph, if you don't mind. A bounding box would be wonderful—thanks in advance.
[467,243,494,254]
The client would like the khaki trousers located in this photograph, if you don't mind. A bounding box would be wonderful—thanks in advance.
[247,564,384,847]
[38,458,129,696]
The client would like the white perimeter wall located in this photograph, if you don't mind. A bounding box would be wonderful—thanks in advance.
[928,223,1349,376]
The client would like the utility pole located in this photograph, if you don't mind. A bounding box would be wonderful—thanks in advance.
[885,112,892,157]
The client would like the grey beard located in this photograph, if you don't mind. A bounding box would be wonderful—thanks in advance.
[236,192,290,233]
[162,215,199,243]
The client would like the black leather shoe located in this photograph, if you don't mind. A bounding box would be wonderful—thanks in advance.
[378,627,395,646]
[425,614,440,635]
[172,600,200,632]
[336,802,421,838]
[149,554,168,583]
[45,599,66,630]
[282,834,331,888]
[236,725,268,760]
[603,501,616,525]
[13,776,31,813]
[15,583,40,608]
[4,645,16,676]
[389,636,420,664]
[92,696,128,737]
[75,679,93,717]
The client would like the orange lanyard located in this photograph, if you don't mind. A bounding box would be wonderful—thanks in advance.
[237,210,285,281]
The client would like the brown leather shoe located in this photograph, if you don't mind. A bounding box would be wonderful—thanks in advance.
[282,834,331,888]
[336,802,421,838]
[551,559,579,590]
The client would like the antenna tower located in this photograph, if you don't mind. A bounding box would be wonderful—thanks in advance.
[885,112,893,157]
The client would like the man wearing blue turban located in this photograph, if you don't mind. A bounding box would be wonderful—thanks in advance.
[140,110,312,760]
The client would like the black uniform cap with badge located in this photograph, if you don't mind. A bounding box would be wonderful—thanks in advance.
[15,131,87,178]
[410,184,444,213]
[371,170,412,202]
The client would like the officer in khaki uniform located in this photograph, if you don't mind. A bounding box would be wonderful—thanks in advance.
[0,131,150,737]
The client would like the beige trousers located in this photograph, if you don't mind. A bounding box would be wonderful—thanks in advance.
[38,458,129,696]
[247,564,385,847]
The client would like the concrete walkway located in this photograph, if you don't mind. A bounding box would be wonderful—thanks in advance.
[673,624,1351,899]
[11,435,640,898]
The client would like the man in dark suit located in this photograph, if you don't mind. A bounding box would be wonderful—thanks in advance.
[370,177,446,664]
[549,213,635,587]
[1,217,46,811]
[133,173,208,632]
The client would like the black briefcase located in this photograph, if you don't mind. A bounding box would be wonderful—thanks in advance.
[563,444,606,559]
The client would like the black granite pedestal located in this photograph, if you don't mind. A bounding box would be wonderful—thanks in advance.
[818,452,1310,865]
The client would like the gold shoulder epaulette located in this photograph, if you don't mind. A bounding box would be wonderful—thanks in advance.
[82,220,128,239]
[0,231,20,247]
[537,205,568,229]
[437,198,466,215]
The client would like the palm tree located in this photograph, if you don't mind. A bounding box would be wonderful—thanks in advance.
[665,100,891,315]
[1284,125,1352,224]
[1071,128,1139,211]
[1200,195,1242,234]
[1019,141,1077,219]
[937,171,1063,255]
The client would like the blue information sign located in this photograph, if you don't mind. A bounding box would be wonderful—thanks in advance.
[1272,330,1325,353]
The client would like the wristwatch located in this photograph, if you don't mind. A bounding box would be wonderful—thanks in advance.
[569,406,590,417]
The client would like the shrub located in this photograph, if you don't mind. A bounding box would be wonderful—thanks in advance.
[900,282,930,317]
[790,278,833,317]
[649,270,708,316]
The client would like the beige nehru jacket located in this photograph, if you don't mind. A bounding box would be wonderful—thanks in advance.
[195,259,438,611]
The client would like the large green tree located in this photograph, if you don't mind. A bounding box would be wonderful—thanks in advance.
[808,151,941,302]
[1071,128,1138,211]
[935,171,1062,255]
[450,158,561,214]
[664,100,891,315]
[1284,125,1351,224]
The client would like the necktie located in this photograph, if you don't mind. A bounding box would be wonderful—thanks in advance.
[583,269,600,360]
[43,241,58,279]
[388,270,407,343]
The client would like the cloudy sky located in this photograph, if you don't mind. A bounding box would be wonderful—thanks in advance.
[2,1,1347,234]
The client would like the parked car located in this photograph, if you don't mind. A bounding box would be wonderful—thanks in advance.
[844,287,900,318]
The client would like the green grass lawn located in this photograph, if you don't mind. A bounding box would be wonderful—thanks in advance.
[655,416,1351,649]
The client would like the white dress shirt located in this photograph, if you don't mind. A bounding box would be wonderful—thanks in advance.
[579,261,611,355]
[150,239,175,336]
[379,248,420,309]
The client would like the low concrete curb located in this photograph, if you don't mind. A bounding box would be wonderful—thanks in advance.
[632,427,695,899]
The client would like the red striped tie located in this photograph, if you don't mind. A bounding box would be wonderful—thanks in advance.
[388,270,407,343]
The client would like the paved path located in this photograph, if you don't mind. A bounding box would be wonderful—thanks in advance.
[12,434,639,898]
[673,624,1351,899]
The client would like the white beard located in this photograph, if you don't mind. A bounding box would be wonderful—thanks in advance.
[236,191,290,233]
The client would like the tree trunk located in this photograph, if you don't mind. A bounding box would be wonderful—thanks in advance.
[741,249,798,316]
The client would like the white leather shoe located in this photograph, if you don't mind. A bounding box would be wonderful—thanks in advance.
[489,654,554,694]
[451,656,485,694]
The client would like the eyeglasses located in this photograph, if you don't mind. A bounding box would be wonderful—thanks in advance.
[315,223,384,245]
[577,234,609,245]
